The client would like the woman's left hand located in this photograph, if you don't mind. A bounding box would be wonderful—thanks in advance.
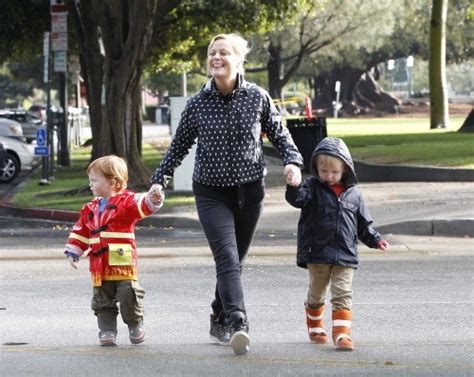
[283,164,302,187]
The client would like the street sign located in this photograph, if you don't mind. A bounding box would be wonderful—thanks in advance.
[52,32,68,51]
[36,128,47,146]
[50,0,67,13]
[35,146,50,156]
[51,13,68,32]
[54,51,67,72]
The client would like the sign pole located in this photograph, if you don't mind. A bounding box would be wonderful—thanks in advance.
[39,32,51,186]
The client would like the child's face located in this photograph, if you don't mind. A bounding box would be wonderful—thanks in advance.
[88,169,117,198]
[317,160,344,185]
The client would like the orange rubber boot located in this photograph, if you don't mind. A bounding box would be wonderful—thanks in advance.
[305,302,329,344]
[332,309,354,351]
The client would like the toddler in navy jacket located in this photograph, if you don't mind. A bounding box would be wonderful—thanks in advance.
[286,136,388,351]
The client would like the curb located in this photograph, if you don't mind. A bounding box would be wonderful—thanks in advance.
[0,202,202,229]
[354,161,474,182]
[378,219,474,238]
[0,202,79,222]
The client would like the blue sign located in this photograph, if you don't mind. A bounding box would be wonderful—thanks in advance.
[35,146,50,156]
[36,128,47,146]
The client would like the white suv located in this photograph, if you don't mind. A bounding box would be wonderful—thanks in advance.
[0,118,25,141]
[0,135,39,183]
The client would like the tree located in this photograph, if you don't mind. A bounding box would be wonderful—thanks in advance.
[65,0,181,188]
[65,0,300,188]
[429,0,449,129]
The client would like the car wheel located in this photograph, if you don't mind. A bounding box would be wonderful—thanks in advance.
[0,152,20,183]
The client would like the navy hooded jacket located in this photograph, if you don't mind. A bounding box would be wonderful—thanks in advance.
[285,137,382,269]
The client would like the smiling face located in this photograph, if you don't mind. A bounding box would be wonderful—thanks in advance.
[207,38,241,81]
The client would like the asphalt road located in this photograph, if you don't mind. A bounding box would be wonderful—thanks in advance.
[1,242,472,376]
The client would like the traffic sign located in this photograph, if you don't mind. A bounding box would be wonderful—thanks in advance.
[35,146,50,156]
[50,0,67,13]
[36,128,47,146]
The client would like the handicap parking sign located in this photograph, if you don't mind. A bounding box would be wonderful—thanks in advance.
[35,146,50,156]
[36,128,47,146]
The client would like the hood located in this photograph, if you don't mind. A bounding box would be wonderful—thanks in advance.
[311,136,358,186]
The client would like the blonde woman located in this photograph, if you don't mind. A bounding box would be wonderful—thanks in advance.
[149,33,303,355]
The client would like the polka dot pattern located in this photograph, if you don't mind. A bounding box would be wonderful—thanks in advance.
[151,76,303,187]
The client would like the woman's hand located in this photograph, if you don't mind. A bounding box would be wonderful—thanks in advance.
[283,164,302,187]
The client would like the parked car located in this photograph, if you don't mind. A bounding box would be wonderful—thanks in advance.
[0,109,44,143]
[0,141,6,169]
[0,135,39,183]
[0,118,25,141]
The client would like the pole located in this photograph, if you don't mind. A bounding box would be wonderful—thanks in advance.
[40,32,51,186]
[58,72,70,166]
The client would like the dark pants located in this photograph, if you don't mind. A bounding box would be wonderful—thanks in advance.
[193,180,264,324]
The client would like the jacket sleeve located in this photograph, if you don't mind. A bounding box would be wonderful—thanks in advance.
[261,90,303,168]
[150,101,198,187]
[285,178,313,208]
[64,207,91,257]
[357,195,382,248]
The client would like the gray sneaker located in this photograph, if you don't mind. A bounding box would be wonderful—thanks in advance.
[99,331,117,347]
[129,324,145,344]
[229,319,250,355]
[210,314,231,345]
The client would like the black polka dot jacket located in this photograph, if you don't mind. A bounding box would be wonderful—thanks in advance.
[151,75,303,188]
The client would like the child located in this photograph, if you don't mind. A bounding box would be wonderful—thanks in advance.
[64,155,164,347]
[285,137,388,351]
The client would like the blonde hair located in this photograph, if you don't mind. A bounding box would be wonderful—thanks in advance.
[87,155,128,192]
[207,33,250,75]
[315,154,345,171]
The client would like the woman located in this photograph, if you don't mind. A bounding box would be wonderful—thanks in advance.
[149,33,303,355]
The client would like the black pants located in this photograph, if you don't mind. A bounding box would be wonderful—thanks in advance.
[193,180,264,324]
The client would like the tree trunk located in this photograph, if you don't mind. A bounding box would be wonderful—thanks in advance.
[458,109,474,133]
[267,41,284,101]
[67,0,159,187]
[429,0,450,129]
[313,67,399,115]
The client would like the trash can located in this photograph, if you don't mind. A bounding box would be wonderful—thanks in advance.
[286,117,327,172]
[155,105,170,125]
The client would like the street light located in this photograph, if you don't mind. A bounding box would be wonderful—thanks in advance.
[406,55,414,98]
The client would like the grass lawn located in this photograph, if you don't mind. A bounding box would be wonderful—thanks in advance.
[10,115,473,211]
[326,117,473,168]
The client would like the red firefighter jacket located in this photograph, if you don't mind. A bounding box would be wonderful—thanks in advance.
[65,190,158,286]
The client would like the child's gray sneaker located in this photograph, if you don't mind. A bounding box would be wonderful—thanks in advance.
[129,324,145,344]
[99,331,117,347]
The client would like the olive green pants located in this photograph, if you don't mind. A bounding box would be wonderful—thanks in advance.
[91,280,145,331]
[307,264,354,311]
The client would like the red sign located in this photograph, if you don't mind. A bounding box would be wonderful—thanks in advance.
[50,0,67,13]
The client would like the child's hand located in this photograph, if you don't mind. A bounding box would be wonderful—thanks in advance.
[377,239,389,251]
[148,183,164,204]
[67,255,79,269]
[283,164,302,187]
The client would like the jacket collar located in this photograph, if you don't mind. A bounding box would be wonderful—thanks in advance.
[202,73,249,98]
